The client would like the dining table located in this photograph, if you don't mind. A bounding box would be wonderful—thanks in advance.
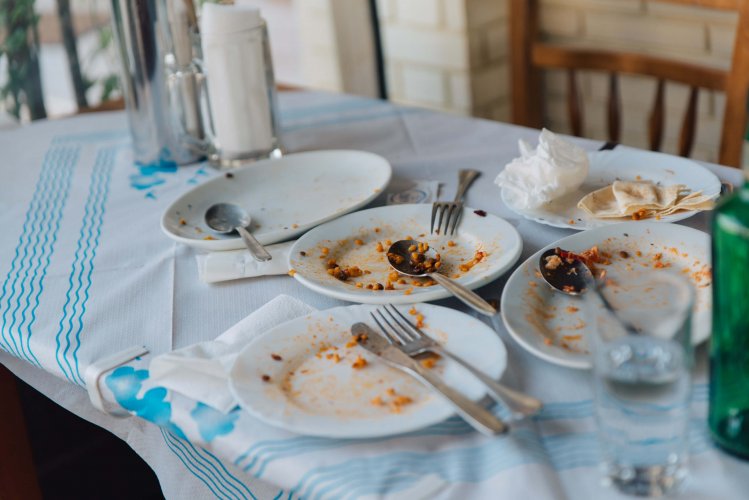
[1,89,748,500]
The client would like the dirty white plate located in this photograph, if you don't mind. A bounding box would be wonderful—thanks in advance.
[161,150,392,250]
[288,204,523,304]
[500,222,710,370]
[501,147,721,231]
[228,304,506,438]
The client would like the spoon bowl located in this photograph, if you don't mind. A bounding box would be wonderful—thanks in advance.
[386,239,496,316]
[205,202,272,262]
[538,248,592,296]
[205,202,253,234]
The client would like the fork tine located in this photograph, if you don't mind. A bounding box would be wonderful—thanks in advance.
[370,312,397,344]
[436,204,448,235]
[373,309,409,345]
[444,204,457,235]
[382,305,419,341]
[430,203,439,234]
[448,204,462,235]
[385,304,423,339]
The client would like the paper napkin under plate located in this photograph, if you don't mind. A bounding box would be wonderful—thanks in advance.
[149,295,315,413]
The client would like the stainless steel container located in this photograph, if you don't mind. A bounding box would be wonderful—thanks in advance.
[110,0,204,167]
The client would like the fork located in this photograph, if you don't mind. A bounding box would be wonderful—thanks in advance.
[371,304,543,419]
[431,169,481,235]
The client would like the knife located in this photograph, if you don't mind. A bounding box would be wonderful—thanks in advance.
[352,323,507,436]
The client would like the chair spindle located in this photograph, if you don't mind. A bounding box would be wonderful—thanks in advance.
[679,87,699,158]
[607,74,621,142]
[648,80,666,151]
[567,70,583,136]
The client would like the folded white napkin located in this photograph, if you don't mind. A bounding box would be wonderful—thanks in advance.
[495,128,589,210]
[196,241,294,283]
[149,295,315,413]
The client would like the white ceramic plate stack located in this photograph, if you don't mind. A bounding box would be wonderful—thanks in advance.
[161,150,392,250]
[229,304,507,438]
[500,221,711,369]
[288,204,523,304]
[501,147,721,231]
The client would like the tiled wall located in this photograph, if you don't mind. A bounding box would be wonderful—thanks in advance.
[296,0,739,162]
[376,0,510,121]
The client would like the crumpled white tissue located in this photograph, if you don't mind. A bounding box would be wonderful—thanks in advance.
[495,128,589,210]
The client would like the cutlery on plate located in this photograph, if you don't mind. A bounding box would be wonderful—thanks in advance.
[538,247,639,335]
[431,169,480,235]
[371,305,542,419]
[386,239,496,316]
[351,322,508,436]
[205,202,272,261]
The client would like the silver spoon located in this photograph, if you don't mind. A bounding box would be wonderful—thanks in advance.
[538,248,638,333]
[386,240,496,316]
[205,203,272,262]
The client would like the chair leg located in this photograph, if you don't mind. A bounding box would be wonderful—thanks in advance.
[0,364,43,500]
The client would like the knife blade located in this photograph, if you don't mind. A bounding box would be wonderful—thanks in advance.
[351,323,507,435]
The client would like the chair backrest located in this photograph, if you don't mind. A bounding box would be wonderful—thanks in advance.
[510,0,749,168]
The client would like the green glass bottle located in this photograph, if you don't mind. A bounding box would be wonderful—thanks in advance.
[709,178,749,458]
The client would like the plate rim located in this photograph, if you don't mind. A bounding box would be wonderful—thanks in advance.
[287,203,523,305]
[500,221,710,370]
[501,147,721,231]
[160,150,393,250]
[227,303,507,438]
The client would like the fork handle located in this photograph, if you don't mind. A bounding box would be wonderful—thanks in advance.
[453,169,481,203]
[434,346,543,419]
[429,273,496,316]
[396,358,508,436]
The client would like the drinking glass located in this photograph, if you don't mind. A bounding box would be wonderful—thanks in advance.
[587,271,695,497]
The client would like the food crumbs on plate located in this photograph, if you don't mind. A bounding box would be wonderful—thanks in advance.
[420,353,440,369]
[404,288,414,295]
[374,227,381,233]
[459,250,487,272]
[288,269,296,277]
[354,239,364,245]
[271,353,283,361]
[390,395,414,413]
[566,306,579,313]
[225,172,234,178]
[375,242,384,252]
[562,335,582,341]
[292,223,299,229]
[619,251,629,258]
[195,227,203,233]
[299,251,307,257]
[320,247,330,256]
[203,236,215,240]
[326,352,341,363]
[568,219,575,225]
[351,355,367,369]
[179,218,187,225]
[543,338,553,346]
[370,396,384,406]
[415,314,425,328]
[447,240,457,247]
[473,209,487,217]
[408,307,417,315]
[261,374,271,382]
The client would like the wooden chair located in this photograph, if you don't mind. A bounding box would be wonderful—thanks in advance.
[510,0,749,168]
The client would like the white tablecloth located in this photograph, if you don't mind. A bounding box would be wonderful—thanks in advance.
[2,91,748,500]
